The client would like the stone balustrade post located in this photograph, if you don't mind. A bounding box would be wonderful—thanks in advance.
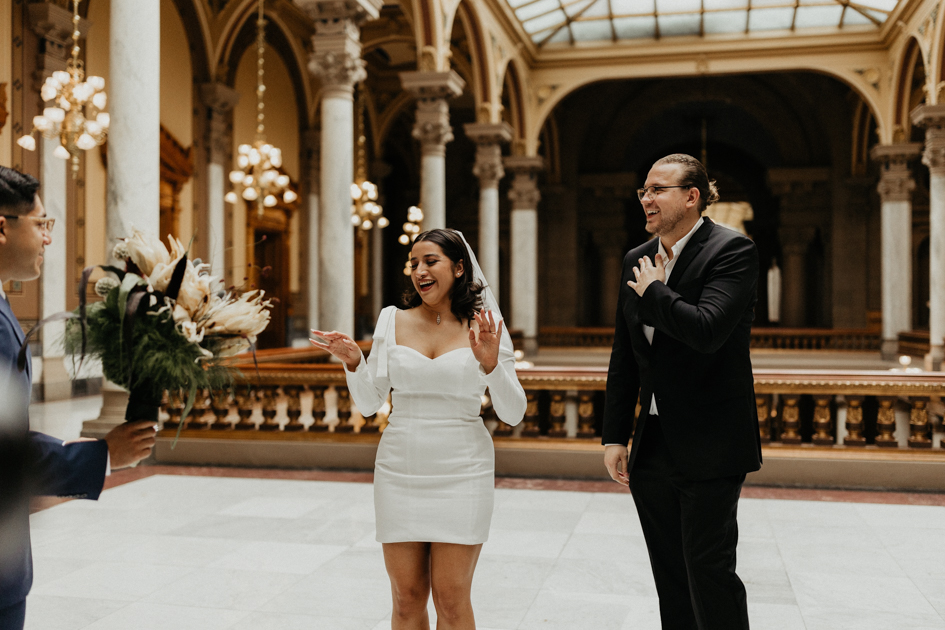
[505,156,543,355]
[297,0,381,337]
[911,104,945,370]
[464,123,512,297]
[400,71,465,230]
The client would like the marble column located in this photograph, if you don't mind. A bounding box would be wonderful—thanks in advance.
[779,227,815,328]
[871,143,921,360]
[199,82,239,281]
[400,71,465,230]
[107,0,160,252]
[298,0,381,335]
[505,156,543,355]
[912,105,945,370]
[27,2,89,400]
[304,129,320,333]
[84,0,160,436]
[464,122,512,297]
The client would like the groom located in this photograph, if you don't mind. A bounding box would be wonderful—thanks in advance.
[0,165,156,630]
[602,154,762,629]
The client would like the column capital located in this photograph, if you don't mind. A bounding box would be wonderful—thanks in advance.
[463,122,513,146]
[505,156,543,211]
[871,143,921,203]
[399,70,465,101]
[300,0,381,95]
[465,123,512,188]
[912,104,945,173]
[199,82,240,114]
[200,82,239,165]
[28,3,91,83]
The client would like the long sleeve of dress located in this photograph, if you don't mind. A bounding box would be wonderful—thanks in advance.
[343,307,394,417]
[479,321,526,426]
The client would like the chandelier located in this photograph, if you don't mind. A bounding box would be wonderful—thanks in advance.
[224,0,296,214]
[350,88,387,231]
[400,204,423,275]
[17,0,108,177]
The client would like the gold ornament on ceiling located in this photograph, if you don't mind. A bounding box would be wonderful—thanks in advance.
[17,0,109,177]
[225,0,297,215]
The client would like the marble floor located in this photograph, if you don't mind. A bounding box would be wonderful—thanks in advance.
[24,471,945,630]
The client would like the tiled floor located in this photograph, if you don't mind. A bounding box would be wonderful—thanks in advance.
[24,473,945,630]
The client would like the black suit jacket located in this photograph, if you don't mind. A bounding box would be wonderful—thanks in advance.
[0,294,108,609]
[602,218,762,481]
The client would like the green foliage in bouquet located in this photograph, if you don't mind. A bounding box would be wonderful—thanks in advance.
[63,274,233,402]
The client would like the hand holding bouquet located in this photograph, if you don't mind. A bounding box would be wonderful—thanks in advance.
[65,229,272,428]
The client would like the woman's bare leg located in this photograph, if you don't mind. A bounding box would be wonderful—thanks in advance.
[383,542,433,630]
[429,543,483,630]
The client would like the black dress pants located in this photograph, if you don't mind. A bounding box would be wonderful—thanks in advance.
[0,600,26,630]
[629,414,749,630]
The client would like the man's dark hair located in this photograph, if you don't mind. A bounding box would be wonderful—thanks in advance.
[653,154,720,213]
[402,228,484,323]
[0,166,40,216]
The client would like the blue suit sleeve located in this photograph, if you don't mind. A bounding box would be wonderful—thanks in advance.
[26,432,108,500]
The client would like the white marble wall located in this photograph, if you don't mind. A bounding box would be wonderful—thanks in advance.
[420,153,446,231]
[106,0,161,249]
[479,185,500,297]
[41,136,67,358]
[881,199,911,353]
[207,163,226,278]
[319,95,355,335]
[511,208,538,341]
[929,172,945,367]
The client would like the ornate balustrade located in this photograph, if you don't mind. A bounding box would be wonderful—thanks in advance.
[537,327,881,351]
[158,363,945,453]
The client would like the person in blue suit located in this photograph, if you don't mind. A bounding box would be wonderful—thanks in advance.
[0,166,157,630]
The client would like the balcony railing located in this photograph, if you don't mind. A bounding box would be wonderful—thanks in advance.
[158,362,945,452]
[537,327,882,351]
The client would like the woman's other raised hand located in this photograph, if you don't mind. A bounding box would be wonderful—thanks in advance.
[310,330,362,372]
[469,309,502,375]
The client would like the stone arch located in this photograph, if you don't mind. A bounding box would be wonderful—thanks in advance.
[895,36,926,140]
[218,2,309,138]
[454,0,492,116]
[529,65,887,155]
[500,59,527,154]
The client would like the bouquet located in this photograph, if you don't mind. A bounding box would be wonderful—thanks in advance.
[64,229,272,430]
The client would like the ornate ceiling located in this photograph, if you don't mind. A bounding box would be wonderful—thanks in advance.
[504,0,901,47]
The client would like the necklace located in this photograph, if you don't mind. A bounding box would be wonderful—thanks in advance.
[436,312,441,325]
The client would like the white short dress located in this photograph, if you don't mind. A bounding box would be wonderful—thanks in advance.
[344,306,526,544]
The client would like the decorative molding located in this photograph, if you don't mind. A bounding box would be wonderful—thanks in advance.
[854,67,881,92]
[871,143,922,202]
[465,122,513,187]
[911,104,945,173]
[199,82,239,165]
[504,155,543,210]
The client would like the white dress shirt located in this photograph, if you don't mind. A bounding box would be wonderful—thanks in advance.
[644,216,704,416]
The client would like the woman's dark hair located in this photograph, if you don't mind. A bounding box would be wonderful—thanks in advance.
[653,153,719,213]
[401,228,484,323]
[0,166,40,216]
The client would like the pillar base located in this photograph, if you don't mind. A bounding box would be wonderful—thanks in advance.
[881,339,900,361]
[80,380,128,439]
[37,357,73,402]
[924,345,944,372]
[523,336,539,358]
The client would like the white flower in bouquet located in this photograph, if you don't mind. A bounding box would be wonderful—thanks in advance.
[94,276,120,297]
[201,290,271,343]
[177,268,222,322]
[119,229,172,277]
[179,321,205,344]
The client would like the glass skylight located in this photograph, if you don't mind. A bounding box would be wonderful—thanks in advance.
[503,0,901,47]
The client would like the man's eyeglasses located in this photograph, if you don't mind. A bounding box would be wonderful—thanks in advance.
[1,215,56,234]
[636,185,691,202]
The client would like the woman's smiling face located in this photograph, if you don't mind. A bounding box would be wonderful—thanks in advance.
[410,240,463,307]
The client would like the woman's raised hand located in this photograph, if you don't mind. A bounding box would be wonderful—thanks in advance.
[470,309,502,375]
[310,329,362,372]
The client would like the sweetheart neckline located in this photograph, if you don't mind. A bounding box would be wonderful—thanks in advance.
[391,344,472,361]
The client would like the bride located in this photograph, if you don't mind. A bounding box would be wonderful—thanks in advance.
[312,228,526,629]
